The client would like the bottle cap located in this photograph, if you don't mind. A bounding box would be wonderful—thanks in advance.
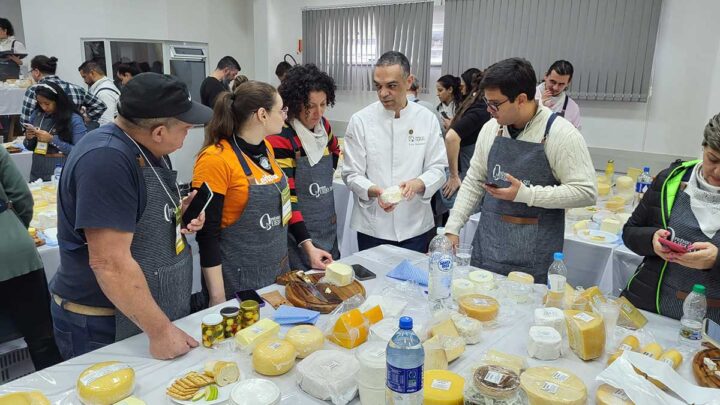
[399,316,413,330]
[553,252,564,261]
[692,284,706,295]
[436,227,445,236]
[643,166,650,172]
[608,159,614,163]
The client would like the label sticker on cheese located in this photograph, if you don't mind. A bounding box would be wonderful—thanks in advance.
[621,303,633,314]
[662,358,674,366]
[79,363,131,386]
[573,312,595,323]
[431,379,452,391]
[297,328,310,334]
[613,389,630,400]
[472,298,489,306]
[619,344,632,351]
[269,342,282,350]
[251,326,263,334]
[541,381,559,394]
[551,371,569,382]
[322,360,340,373]
[483,371,504,385]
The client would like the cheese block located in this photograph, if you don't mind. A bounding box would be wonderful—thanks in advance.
[616,297,648,329]
[380,185,403,204]
[572,219,591,234]
[507,271,534,284]
[607,335,641,365]
[459,294,499,322]
[362,305,384,325]
[423,337,449,370]
[203,361,240,386]
[483,350,526,375]
[564,310,605,360]
[234,318,280,353]
[450,312,482,344]
[0,391,50,405]
[423,370,464,405]
[659,349,683,369]
[424,334,466,362]
[598,182,611,196]
[577,286,605,311]
[640,342,662,359]
[600,218,622,234]
[469,269,495,291]
[616,176,634,191]
[325,262,353,286]
[285,325,325,358]
[534,307,565,336]
[596,384,634,405]
[76,361,135,405]
[520,366,587,405]
[527,326,562,360]
[252,338,297,376]
[296,350,360,403]
[430,318,460,338]
[605,197,625,212]
[451,279,475,299]
[330,308,369,349]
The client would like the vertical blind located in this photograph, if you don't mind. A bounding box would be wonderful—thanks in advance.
[442,0,663,102]
[303,1,434,91]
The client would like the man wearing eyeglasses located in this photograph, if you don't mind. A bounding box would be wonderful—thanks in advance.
[444,58,596,283]
[536,60,582,130]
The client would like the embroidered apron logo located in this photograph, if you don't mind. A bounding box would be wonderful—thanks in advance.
[408,133,426,145]
[258,173,279,185]
[309,183,333,198]
[259,213,282,231]
[163,203,175,223]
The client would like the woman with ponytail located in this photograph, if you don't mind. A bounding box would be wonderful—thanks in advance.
[435,74,462,131]
[192,81,296,307]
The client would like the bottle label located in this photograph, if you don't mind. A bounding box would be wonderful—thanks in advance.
[386,363,423,394]
[438,256,453,271]
[679,326,702,341]
[635,182,651,193]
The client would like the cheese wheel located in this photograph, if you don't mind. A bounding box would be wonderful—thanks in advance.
[527,326,562,360]
[252,338,297,376]
[534,307,565,336]
[325,262,353,286]
[451,279,475,299]
[76,361,135,405]
[0,391,50,405]
[616,176,634,191]
[596,384,634,405]
[607,335,641,365]
[563,310,605,360]
[423,370,464,405]
[507,271,534,284]
[640,342,663,359]
[469,270,495,291]
[598,183,611,196]
[285,325,325,358]
[520,366,587,405]
[659,349,683,369]
[459,294,499,322]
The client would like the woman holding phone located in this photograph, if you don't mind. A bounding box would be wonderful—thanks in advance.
[622,113,720,322]
[23,82,87,181]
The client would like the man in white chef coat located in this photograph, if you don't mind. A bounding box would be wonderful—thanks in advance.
[342,51,448,253]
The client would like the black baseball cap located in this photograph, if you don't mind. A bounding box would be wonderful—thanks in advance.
[117,72,212,125]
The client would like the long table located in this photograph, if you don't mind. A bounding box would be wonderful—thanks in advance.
[0,245,697,404]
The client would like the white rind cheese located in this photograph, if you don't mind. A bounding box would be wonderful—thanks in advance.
[527,326,562,360]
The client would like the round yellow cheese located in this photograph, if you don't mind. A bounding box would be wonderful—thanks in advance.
[459,294,499,322]
[640,342,662,360]
[507,271,534,284]
[608,335,641,365]
[423,369,464,405]
[659,349,683,369]
[451,279,475,298]
[252,338,297,376]
[520,366,587,405]
[0,391,50,405]
[76,361,135,405]
[285,325,324,359]
[596,384,633,405]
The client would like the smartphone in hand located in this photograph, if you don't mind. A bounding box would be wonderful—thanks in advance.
[182,182,213,228]
[658,237,690,253]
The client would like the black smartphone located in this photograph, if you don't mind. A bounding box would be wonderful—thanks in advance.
[351,264,376,281]
[235,289,265,307]
[441,112,449,119]
[182,182,213,228]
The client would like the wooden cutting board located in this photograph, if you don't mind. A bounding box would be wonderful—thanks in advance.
[277,272,365,314]
[692,346,720,388]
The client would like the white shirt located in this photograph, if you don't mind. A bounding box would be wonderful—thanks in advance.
[0,36,26,53]
[445,105,597,236]
[342,100,448,241]
[89,77,120,125]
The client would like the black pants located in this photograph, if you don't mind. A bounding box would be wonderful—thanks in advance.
[357,232,428,253]
[0,269,63,370]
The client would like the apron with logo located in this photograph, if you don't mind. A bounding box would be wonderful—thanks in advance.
[286,134,339,270]
[471,114,564,284]
[0,40,20,80]
[115,144,193,340]
[219,140,290,299]
[29,113,66,182]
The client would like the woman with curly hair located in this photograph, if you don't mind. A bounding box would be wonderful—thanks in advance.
[267,64,340,270]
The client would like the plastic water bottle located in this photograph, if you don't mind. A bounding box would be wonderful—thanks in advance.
[428,231,454,305]
[386,316,424,405]
[545,252,568,309]
[679,284,707,349]
[634,166,652,206]
[52,164,63,187]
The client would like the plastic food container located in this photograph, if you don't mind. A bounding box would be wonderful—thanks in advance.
[356,342,387,389]
[230,379,281,405]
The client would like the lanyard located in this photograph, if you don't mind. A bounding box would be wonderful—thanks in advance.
[122,130,181,210]
[37,113,56,135]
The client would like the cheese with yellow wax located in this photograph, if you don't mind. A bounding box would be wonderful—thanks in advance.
[507,271,534,284]
[76,361,135,405]
[640,342,663,359]
[234,318,280,353]
[459,294,499,322]
[362,305,384,325]
[519,366,587,405]
[607,335,640,365]
[423,370,464,405]
[252,338,297,376]
[330,308,369,349]
[564,310,605,360]
[659,349,683,369]
[325,262,353,286]
[596,384,634,405]
[0,391,50,405]
[616,296,648,329]
[285,325,324,359]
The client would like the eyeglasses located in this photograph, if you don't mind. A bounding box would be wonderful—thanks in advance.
[253,106,288,119]
[483,96,510,112]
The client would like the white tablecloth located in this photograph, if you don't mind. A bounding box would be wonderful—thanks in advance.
[0,245,695,404]
[10,150,32,182]
[0,86,25,115]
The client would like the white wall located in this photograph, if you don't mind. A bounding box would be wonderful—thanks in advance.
[263,0,720,167]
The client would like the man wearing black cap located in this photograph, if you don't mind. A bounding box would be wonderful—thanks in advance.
[50,73,212,360]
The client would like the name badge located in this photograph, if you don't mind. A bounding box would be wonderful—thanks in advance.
[35,141,48,155]
[174,204,185,255]
[281,185,291,226]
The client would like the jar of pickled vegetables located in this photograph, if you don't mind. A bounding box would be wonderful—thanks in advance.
[239,300,260,329]
[201,314,225,348]
[220,306,240,338]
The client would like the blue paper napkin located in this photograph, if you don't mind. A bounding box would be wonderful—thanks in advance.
[273,305,320,325]
[386,259,429,286]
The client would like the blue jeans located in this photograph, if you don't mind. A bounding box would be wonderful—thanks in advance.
[357,232,428,253]
[50,299,115,360]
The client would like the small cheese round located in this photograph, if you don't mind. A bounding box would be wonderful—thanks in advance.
[533,307,565,336]
[252,338,297,376]
[285,325,325,359]
[76,361,135,405]
[458,294,499,322]
[0,392,50,405]
[507,271,534,284]
[451,279,475,299]
[596,384,633,405]
[527,326,562,360]
[659,349,683,369]
[640,342,663,360]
